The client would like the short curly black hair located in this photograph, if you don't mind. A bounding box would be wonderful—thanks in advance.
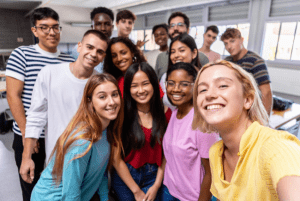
[168,12,190,28]
[90,7,114,22]
[152,23,168,34]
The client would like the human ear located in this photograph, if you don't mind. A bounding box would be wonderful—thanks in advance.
[192,49,198,59]
[31,27,38,38]
[77,42,82,53]
[244,93,254,110]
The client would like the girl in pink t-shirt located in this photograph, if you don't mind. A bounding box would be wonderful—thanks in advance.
[163,62,219,201]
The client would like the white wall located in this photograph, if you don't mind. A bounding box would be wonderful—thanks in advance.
[268,67,300,97]
[47,5,92,43]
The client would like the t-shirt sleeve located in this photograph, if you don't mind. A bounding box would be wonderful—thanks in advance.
[198,52,209,67]
[259,137,300,190]
[25,67,49,139]
[62,139,91,201]
[197,131,219,159]
[252,58,270,86]
[5,47,27,81]
[97,170,109,201]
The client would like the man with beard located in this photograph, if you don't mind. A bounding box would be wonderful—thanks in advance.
[154,12,209,80]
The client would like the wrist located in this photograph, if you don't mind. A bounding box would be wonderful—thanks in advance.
[132,187,141,195]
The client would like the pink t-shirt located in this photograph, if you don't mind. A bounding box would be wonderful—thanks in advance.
[163,108,219,200]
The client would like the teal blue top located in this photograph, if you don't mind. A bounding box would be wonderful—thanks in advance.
[31,130,110,201]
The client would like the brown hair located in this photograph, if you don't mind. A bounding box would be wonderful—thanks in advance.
[116,10,136,23]
[50,73,124,185]
[221,28,241,41]
[192,60,269,133]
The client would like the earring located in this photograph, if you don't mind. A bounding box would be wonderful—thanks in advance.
[132,56,137,63]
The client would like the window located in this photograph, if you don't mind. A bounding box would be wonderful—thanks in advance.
[130,29,159,51]
[209,23,250,56]
[262,21,300,61]
[130,30,145,50]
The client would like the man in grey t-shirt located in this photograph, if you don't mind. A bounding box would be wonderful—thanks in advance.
[155,12,209,80]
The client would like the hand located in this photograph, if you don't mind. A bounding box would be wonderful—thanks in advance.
[133,189,146,201]
[20,157,35,183]
[144,185,159,201]
[136,38,149,49]
[34,140,40,154]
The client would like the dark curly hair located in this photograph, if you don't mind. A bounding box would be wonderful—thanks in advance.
[90,7,114,22]
[103,37,146,80]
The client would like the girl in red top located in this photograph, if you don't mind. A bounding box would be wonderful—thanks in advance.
[111,62,171,201]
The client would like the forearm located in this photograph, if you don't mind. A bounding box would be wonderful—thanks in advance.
[153,158,166,188]
[262,90,273,116]
[113,160,140,194]
[7,93,26,135]
[198,173,212,201]
[22,138,38,159]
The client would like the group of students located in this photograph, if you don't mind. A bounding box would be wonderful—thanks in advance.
[5,5,300,201]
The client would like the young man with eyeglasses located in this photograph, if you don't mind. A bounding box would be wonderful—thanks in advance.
[5,7,74,201]
[155,12,209,81]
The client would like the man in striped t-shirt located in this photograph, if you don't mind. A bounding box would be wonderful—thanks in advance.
[6,7,74,201]
[221,28,273,116]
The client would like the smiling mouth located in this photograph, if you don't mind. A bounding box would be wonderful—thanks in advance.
[174,60,183,63]
[206,104,224,110]
[171,94,184,101]
[105,106,117,113]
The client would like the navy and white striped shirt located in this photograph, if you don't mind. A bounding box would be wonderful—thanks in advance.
[6,44,74,137]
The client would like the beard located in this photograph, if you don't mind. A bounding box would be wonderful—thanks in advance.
[170,30,185,39]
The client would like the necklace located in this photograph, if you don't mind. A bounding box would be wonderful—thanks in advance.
[137,109,150,115]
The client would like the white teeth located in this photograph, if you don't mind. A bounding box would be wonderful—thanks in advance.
[173,95,182,98]
[207,104,223,110]
[175,60,182,63]
[106,108,116,112]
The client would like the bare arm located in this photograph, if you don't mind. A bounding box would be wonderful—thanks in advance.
[6,77,26,139]
[198,158,212,201]
[277,176,300,201]
[20,138,38,183]
[112,146,145,201]
[259,83,273,116]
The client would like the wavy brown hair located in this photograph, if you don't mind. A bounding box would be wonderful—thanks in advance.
[50,73,124,185]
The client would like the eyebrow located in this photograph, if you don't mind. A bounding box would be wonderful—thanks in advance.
[38,23,59,26]
[96,89,118,95]
[198,77,233,86]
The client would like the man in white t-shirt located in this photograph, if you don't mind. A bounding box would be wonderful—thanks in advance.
[20,30,108,184]
[199,25,221,62]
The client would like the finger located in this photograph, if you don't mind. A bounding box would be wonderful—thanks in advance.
[34,146,39,154]
[144,39,149,43]
[30,166,35,182]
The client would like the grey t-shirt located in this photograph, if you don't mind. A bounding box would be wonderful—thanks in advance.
[155,51,209,81]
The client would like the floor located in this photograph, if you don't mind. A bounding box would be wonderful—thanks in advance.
[0,97,22,201]
[0,92,299,201]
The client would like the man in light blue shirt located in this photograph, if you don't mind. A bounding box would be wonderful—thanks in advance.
[71,7,114,73]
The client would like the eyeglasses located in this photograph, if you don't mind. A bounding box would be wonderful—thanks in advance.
[34,25,62,34]
[169,22,186,29]
[165,81,194,89]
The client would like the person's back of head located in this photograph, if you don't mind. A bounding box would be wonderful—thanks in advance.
[30,7,59,26]
[116,10,136,23]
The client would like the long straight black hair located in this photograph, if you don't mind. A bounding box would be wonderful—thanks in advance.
[122,62,167,156]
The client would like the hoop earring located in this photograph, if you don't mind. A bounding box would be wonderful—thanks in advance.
[132,56,137,63]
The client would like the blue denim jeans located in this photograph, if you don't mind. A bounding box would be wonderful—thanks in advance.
[111,163,163,201]
[161,185,180,201]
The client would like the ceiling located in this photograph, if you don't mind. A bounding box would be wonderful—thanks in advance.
[0,1,41,11]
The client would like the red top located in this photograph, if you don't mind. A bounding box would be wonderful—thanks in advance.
[118,76,164,99]
[124,108,172,169]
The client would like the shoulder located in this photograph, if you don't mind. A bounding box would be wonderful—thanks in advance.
[209,140,223,159]
[224,56,232,61]
[243,51,265,63]
[58,52,75,62]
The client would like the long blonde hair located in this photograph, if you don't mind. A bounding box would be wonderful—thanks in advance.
[50,73,124,185]
[192,60,269,133]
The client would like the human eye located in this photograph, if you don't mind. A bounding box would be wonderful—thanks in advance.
[99,95,106,99]
[219,84,228,89]
[111,53,117,58]
[198,87,207,94]
[170,24,175,28]
[170,49,175,54]
[40,26,49,31]
[181,82,189,87]
[167,81,175,87]
[112,92,119,97]
[230,39,235,43]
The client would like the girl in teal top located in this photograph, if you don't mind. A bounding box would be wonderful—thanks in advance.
[31,74,124,201]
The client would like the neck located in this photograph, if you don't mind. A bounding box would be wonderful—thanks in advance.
[38,43,57,53]
[177,101,193,119]
[101,119,110,132]
[70,61,94,80]
[218,115,252,156]
[159,44,168,52]
[136,102,150,114]
[118,32,129,38]
[232,48,248,61]
[199,44,211,53]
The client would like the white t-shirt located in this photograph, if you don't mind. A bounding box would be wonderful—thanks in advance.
[25,62,92,161]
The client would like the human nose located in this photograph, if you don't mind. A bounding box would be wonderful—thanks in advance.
[138,85,145,93]
[48,27,56,35]
[107,95,115,105]
[117,54,122,62]
[173,83,181,92]
[205,87,218,101]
